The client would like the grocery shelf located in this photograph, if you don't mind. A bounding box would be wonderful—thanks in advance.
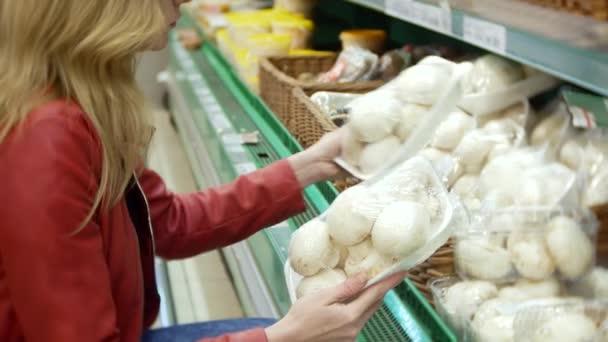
[342,0,608,96]
[169,10,457,342]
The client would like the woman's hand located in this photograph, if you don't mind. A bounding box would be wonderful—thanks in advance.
[287,128,345,188]
[265,272,406,342]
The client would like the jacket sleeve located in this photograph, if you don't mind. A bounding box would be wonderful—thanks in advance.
[197,328,268,342]
[140,159,306,259]
[0,116,120,341]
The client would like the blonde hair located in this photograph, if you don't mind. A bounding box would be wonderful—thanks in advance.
[0,1,167,225]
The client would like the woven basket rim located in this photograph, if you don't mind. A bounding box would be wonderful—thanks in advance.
[260,56,384,92]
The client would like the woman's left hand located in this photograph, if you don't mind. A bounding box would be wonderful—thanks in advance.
[287,128,346,188]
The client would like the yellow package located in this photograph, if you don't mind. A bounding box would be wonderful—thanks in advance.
[271,18,314,49]
[226,14,271,46]
[289,49,334,57]
[246,33,292,57]
[234,49,260,79]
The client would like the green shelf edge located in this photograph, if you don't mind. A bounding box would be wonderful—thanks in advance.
[343,0,608,97]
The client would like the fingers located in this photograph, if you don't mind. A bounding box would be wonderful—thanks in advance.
[314,273,368,305]
[348,272,407,314]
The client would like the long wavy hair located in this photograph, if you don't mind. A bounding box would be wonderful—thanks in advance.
[0,1,167,225]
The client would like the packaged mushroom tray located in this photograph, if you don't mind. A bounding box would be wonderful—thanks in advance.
[336,56,473,180]
[284,156,460,303]
[513,299,608,342]
[430,276,608,342]
[453,207,599,284]
[458,54,560,116]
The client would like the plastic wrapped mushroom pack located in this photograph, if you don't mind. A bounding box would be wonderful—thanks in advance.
[431,275,608,342]
[335,56,473,179]
[285,156,460,302]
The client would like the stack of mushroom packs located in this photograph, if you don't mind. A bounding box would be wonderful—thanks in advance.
[428,78,608,341]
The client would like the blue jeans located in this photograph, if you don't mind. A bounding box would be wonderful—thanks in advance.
[141,318,276,342]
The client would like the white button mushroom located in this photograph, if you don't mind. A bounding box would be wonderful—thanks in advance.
[530,112,567,147]
[584,166,608,207]
[358,135,401,175]
[326,186,379,246]
[455,236,514,280]
[545,216,593,280]
[348,92,402,143]
[513,278,561,299]
[442,280,498,331]
[462,54,525,94]
[372,201,430,259]
[418,147,451,164]
[296,268,347,299]
[451,174,479,199]
[341,128,364,167]
[507,230,556,280]
[431,109,475,151]
[289,219,340,276]
[346,239,374,263]
[394,103,429,141]
[559,138,585,170]
[344,249,395,279]
[453,130,494,172]
[531,313,598,342]
[481,190,514,210]
[471,298,516,342]
[396,60,454,105]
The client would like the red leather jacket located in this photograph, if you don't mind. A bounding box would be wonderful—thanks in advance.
[0,99,305,341]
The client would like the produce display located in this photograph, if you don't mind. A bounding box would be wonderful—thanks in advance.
[189,3,608,339]
[286,157,456,301]
[285,50,606,341]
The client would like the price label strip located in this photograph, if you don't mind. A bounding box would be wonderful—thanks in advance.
[562,88,608,129]
[463,16,507,54]
[386,0,452,35]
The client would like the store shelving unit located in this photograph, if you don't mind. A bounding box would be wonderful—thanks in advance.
[345,0,608,96]
[166,1,607,341]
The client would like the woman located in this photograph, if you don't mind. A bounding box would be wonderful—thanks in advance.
[0,0,405,341]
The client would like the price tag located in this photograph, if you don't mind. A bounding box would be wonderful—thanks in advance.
[386,0,452,34]
[463,16,507,54]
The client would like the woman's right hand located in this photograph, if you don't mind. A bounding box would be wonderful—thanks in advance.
[264,272,407,342]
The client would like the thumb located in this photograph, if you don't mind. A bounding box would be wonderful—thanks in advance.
[316,273,368,305]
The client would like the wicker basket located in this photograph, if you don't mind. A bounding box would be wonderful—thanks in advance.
[259,55,383,132]
[520,0,608,20]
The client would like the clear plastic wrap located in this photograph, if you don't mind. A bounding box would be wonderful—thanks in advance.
[431,276,576,342]
[459,54,560,116]
[512,299,608,342]
[454,207,599,283]
[430,276,499,339]
[528,100,571,155]
[475,147,582,209]
[581,129,608,207]
[285,156,458,303]
[335,58,473,180]
[317,46,379,83]
[309,91,361,126]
